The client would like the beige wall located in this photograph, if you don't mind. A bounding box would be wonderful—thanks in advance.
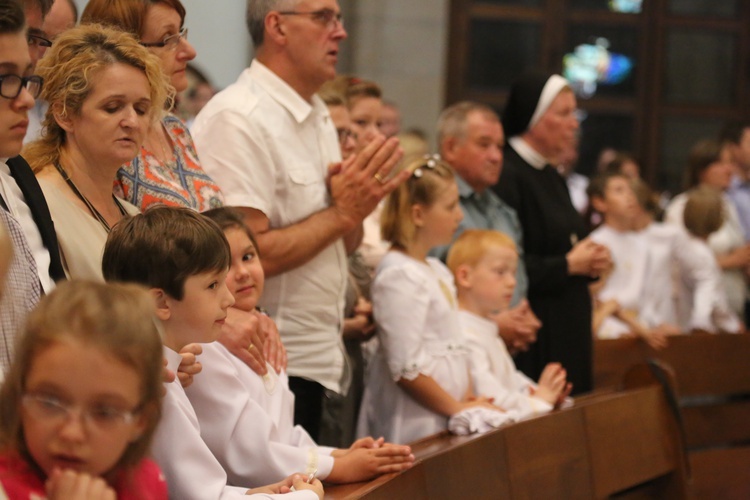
[342,0,449,148]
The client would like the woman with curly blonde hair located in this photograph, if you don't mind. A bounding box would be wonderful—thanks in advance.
[25,23,170,280]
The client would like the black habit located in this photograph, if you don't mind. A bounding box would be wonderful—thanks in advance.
[493,145,592,394]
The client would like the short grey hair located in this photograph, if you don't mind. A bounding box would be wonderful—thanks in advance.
[437,101,499,152]
[246,0,296,47]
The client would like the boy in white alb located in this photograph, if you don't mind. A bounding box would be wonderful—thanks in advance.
[447,229,571,418]
[588,172,681,347]
[102,206,323,500]
[679,187,742,333]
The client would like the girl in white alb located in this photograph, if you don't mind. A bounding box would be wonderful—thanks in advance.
[357,155,504,444]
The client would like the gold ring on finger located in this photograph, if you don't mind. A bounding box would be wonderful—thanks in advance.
[248,343,255,350]
[373,172,386,184]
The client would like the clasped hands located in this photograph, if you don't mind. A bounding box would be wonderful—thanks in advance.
[327,134,409,230]
[567,238,612,278]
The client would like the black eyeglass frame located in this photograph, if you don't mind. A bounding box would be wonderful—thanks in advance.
[27,33,52,49]
[0,74,44,100]
[336,127,357,145]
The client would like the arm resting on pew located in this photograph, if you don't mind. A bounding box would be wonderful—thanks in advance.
[397,374,496,416]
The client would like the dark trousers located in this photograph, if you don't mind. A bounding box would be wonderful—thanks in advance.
[288,376,325,441]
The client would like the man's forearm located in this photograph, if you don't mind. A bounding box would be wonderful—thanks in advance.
[237,206,356,277]
[343,223,364,255]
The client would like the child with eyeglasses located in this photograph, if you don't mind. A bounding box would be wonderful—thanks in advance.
[0,280,168,499]
[356,155,508,444]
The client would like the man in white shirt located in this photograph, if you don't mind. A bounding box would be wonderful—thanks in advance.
[192,0,406,439]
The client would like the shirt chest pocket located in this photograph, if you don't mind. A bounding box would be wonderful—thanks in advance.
[284,166,328,223]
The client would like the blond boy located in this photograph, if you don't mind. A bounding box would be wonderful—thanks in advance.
[447,229,571,417]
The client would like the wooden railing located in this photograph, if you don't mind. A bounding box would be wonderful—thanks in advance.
[594,333,750,499]
[325,385,688,499]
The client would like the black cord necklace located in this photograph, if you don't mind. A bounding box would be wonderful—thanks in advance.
[54,161,126,233]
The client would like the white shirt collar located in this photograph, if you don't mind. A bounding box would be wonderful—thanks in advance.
[244,60,326,124]
[509,136,548,170]
[458,309,498,338]
[163,346,183,373]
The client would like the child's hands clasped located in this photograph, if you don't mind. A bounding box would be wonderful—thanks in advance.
[534,362,572,408]
[45,469,116,500]
[251,473,324,499]
[327,439,415,483]
[343,297,377,342]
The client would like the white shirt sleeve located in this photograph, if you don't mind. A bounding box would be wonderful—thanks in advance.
[153,380,250,498]
[679,237,740,333]
[372,264,434,381]
[193,105,276,215]
[465,331,552,419]
[185,344,335,486]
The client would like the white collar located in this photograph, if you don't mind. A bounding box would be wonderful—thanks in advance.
[509,136,547,170]
[528,75,569,130]
[458,310,499,338]
[163,346,183,373]
[244,60,330,125]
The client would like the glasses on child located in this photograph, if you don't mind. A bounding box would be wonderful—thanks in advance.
[336,127,356,146]
[22,393,140,431]
[0,74,43,100]
[277,8,344,31]
[141,27,189,50]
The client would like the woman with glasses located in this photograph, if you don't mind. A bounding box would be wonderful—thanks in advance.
[81,0,224,212]
[23,23,169,280]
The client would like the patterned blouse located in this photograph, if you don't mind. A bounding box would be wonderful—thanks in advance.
[115,114,224,212]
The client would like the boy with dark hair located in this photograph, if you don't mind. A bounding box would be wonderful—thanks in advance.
[103,206,323,500]
[588,172,678,347]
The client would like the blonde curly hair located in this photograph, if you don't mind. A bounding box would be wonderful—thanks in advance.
[23,23,172,172]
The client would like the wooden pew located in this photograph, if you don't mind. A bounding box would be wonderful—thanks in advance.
[325,385,688,499]
[594,333,750,498]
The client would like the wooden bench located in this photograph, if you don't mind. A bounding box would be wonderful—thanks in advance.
[594,333,750,498]
[325,385,688,499]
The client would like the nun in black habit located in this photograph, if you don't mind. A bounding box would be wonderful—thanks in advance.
[493,72,611,394]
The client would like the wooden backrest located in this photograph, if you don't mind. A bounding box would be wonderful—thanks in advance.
[594,333,750,396]
[325,386,688,499]
[594,334,750,448]
[594,333,750,499]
